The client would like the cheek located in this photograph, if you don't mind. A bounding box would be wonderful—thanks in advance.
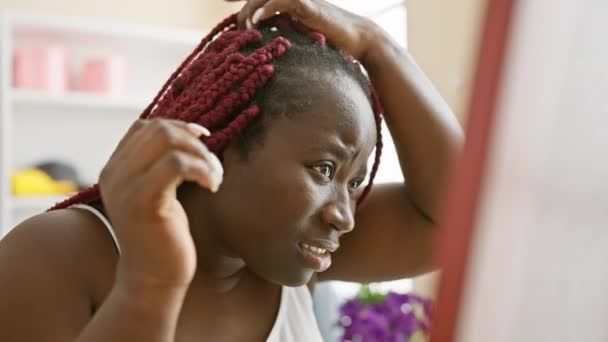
[258,165,319,227]
[219,162,320,236]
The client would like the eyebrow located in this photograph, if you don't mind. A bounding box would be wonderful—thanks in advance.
[310,141,369,176]
[324,140,353,161]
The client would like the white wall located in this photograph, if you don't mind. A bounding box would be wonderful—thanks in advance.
[0,0,241,29]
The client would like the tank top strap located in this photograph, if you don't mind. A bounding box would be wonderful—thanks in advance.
[70,203,121,254]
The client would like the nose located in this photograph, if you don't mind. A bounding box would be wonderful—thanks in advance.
[321,187,355,234]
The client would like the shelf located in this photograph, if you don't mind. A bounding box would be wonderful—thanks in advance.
[12,89,149,112]
[0,10,207,233]
[10,195,73,211]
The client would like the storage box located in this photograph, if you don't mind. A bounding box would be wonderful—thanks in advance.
[13,46,69,93]
[80,56,127,96]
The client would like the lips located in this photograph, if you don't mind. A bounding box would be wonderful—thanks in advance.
[297,239,339,272]
[299,239,339,253]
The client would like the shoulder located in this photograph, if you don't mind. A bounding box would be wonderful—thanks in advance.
[0,207,120,340]
[0,207,119,302]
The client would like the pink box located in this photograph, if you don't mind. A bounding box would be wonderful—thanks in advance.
[80,56,127,96]
[13,46,69,93]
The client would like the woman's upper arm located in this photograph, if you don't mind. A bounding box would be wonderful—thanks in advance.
[0,212,95,341]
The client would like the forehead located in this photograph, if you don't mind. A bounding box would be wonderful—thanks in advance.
[264,73,377,158]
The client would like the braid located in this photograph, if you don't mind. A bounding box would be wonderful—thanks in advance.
[140,13,239,120]
[175,39,288,124]
[348,59,384,204]
[204,105,262,152]
[49,13,384,212]
[359,85,384,204]
[155,30,264,119]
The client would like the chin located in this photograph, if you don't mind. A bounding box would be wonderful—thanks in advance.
[279,270,315,287]
[254,265,315,287]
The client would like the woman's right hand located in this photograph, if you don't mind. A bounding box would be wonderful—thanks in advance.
[98,118,223,291]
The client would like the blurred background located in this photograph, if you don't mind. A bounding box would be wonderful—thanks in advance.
[0,1,487,340]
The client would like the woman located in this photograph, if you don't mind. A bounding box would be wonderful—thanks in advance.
[0,0,463,341]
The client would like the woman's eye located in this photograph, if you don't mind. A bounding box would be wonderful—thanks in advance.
[349,179,364,191]
[313,164,334,178]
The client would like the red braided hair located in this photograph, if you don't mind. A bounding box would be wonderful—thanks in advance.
[49,13,383,211]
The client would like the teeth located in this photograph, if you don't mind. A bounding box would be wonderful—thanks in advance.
[302,243,327,255]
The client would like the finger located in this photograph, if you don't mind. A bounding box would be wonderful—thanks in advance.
[128,119,217,175]
[251,0,293,25]
[141,150,223,201]
[237,0,269,30]
[109,119,149,160]
[123,119,148,141]
[252,0,318,25]
[126,119,220,176]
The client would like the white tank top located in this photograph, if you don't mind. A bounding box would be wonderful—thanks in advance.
[70,204,325,342]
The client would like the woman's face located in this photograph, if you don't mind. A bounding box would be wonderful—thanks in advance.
[208,73,377,286]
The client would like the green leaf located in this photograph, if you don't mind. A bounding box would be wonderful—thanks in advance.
[357,284,386,304]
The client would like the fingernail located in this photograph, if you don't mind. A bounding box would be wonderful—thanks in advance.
[252,8,265,25]
[186,123,211,137]
[210,154,224,193]
[210,172,223,193]
[210,179,220,193]
[209,153,224,177]
[246,18,253,30]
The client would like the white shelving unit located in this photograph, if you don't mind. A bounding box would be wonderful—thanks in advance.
[0,10,203,235]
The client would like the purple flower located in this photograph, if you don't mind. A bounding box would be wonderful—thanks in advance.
[338,289,433,342]
[392,312,419,337]
[341,307,391,342]
[340,298,364,318]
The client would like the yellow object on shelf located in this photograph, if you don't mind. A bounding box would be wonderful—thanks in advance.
[12,168,78,196]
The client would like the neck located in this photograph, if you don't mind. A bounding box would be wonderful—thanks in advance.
[177,182,248,293]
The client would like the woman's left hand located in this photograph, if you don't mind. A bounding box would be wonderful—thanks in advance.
[225,0,382,62]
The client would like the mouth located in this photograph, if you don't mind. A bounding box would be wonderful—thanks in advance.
[297,240,338,272]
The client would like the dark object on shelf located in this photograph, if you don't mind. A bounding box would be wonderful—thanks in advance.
[34,161,88,190]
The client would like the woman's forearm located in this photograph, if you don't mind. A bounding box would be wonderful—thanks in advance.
[75,282,187,342]
[363,25,464,219]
